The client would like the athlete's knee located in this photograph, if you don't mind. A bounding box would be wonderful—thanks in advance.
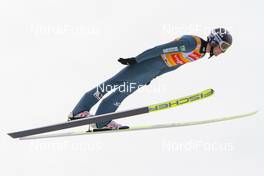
[101,91,127,106]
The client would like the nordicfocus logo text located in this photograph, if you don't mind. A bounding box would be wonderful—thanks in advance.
[96,82,145,93]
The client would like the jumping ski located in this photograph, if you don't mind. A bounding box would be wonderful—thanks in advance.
[20,111,258,140]
[8,89,214,139]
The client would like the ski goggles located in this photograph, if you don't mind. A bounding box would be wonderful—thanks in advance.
[219,41,231,52]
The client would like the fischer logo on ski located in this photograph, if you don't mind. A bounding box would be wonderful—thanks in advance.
[148,89,214,112]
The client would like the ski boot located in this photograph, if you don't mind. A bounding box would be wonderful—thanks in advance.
[68,111,129,132]
[92,121,129,132]
[68,111,92,121]
[68,111,96,131]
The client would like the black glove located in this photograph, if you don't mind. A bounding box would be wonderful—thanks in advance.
[118,57,137,65]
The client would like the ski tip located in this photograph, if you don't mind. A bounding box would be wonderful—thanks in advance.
[251,110,258,115]
[204,88,215,95]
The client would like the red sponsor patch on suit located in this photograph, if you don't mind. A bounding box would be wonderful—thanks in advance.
[171,54,185,64]
[188,51,202,60]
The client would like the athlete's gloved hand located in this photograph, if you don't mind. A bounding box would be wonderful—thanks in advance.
[118,58,137,65]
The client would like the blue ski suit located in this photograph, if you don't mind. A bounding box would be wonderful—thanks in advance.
[72,35,208,128]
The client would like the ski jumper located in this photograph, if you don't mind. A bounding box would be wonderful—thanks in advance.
[72,35,208,128]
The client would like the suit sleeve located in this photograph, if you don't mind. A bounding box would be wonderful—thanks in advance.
[135,35,196,63]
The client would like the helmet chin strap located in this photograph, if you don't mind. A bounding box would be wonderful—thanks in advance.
[208,47,214,59]
[207,42,216,59]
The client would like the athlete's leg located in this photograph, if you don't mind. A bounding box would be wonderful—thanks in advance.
[71,78,119,116]
[95,81,141,128]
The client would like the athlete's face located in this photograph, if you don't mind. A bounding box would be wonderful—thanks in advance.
[213,45,224,56]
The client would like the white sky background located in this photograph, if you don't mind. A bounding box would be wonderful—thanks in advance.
[0,0,263,176]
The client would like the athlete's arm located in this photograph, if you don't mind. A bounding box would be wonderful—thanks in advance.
[135,35,196,63]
